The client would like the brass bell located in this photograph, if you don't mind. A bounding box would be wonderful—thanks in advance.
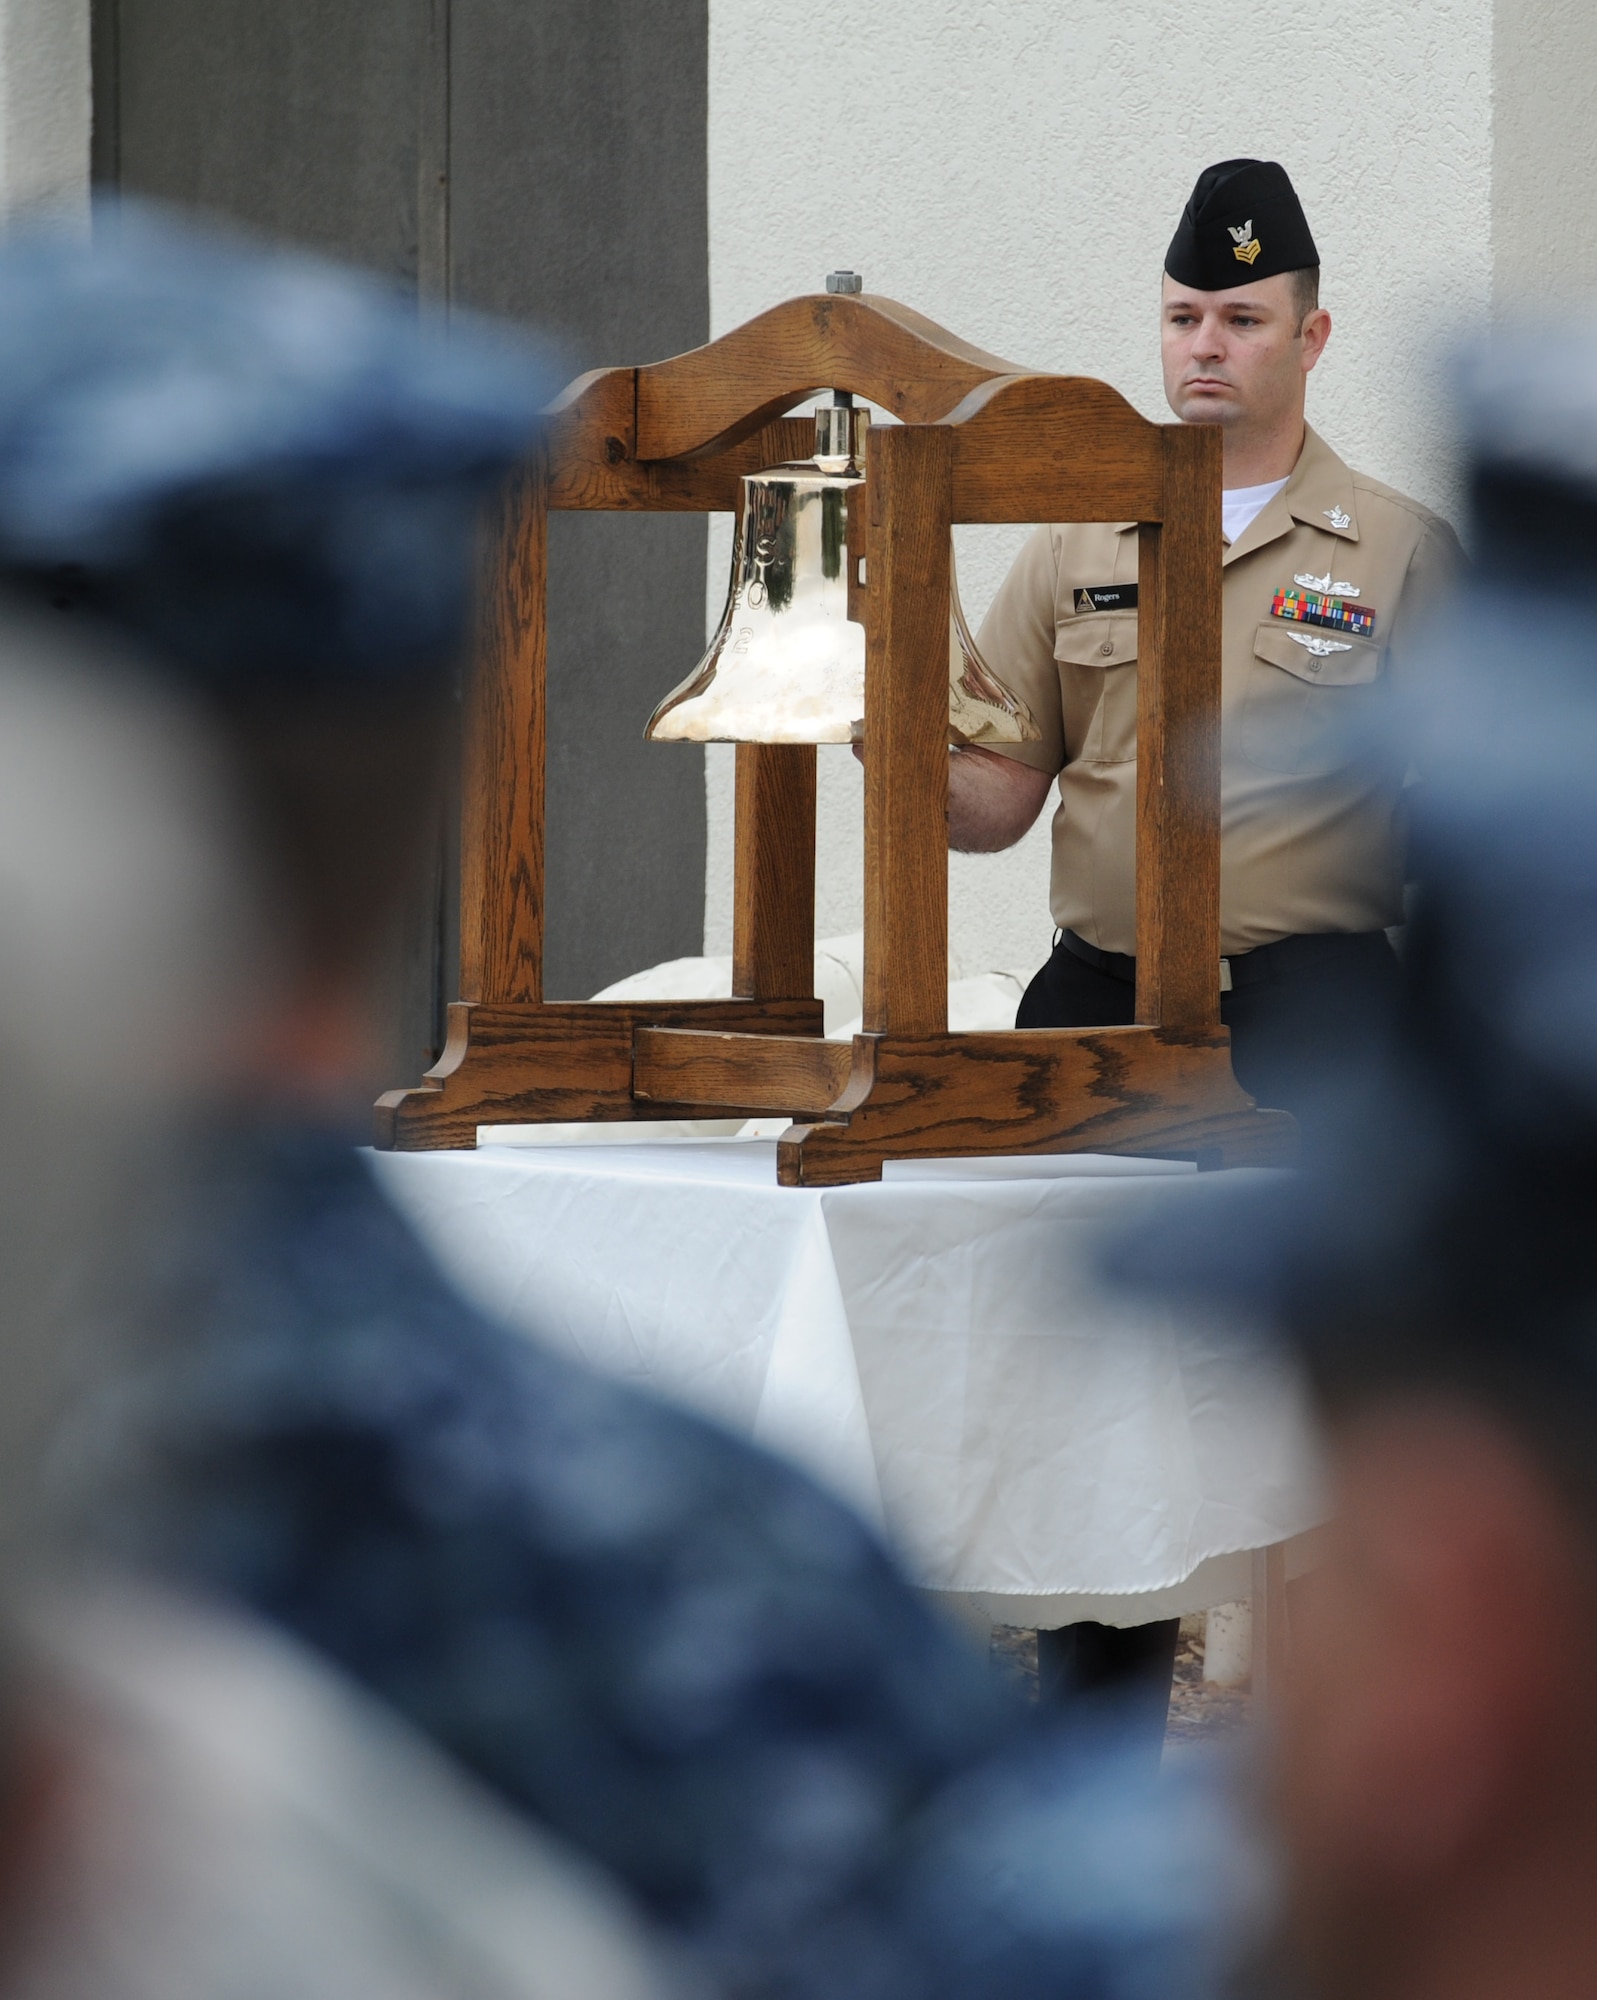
[645,401,1039,748]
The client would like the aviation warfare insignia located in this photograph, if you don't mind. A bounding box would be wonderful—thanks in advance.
[1272,583,1376,638]
[1288,632,1354,660]
[1228,219,1262,265]
[1294,570,1360,597]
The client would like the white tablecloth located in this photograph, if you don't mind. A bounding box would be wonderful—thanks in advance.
[370,1142,1323,1629]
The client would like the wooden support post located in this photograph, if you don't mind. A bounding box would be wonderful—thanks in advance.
[733,744,817,999]
[862,424,952,1036]
[459,449,547,1005]
[1134,423,1222,1029]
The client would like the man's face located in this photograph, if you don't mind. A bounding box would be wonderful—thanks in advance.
[1160,271,1329,432]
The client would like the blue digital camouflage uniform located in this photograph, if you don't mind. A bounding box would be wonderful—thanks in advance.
[66,1124,1249,2000]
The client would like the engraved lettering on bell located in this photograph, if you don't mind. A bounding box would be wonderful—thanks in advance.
[746,534,776,609]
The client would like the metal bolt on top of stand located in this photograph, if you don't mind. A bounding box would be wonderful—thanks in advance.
[825,270,863,294]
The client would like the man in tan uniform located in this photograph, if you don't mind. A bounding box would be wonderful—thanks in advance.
[952,157,1463,1737]
[955,157,1462,1129]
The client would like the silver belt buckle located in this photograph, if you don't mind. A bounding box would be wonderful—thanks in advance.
[1219,958,1233,994]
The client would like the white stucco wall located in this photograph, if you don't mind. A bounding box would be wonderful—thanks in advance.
[1491,0,1597,307]
[702,0,1497,978]
[0,0,89,220]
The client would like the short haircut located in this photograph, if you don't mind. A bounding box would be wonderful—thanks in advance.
[1289,266,1321,325]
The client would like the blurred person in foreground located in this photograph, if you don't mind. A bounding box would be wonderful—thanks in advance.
[8,208,1251,2000]
[1110,334,1597,1999]
[0,619,667,1998]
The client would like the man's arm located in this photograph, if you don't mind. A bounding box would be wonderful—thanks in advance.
[948,746,1054,851]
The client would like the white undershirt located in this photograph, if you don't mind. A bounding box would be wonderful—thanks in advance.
[1221,476,1289,545]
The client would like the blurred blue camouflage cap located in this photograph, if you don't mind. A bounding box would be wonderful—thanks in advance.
[0,201,557,689]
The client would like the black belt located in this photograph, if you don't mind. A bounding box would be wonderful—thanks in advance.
[1058,926,1392,994]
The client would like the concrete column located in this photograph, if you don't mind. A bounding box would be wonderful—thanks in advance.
[0,0,89,220]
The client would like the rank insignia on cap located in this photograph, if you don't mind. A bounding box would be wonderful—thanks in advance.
[1272,585,1376,638]
[1166,161,1318,293]
[1074,584,1138,613]
[1228,220,1262,265]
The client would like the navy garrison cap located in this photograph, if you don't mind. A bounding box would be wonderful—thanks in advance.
[0,203,555,690]
[1106,331,1597,1393]
[1165,159,1319,293]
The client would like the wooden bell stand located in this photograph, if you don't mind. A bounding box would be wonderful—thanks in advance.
[375,291,1297,1184]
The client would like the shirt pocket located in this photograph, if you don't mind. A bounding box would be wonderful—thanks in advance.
[1055,613,1139,764]
[1240,621,1384,777]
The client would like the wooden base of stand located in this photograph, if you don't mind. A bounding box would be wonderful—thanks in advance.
[374,997,825,1150]
[636,1022,1296,1184]
[376,1009,1297,1183]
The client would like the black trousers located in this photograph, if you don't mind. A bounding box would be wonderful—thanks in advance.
[1019,928,1401,1751]
[1016,927,1402,1134]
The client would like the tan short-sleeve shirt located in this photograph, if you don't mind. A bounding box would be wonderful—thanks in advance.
[975,425,1465,956]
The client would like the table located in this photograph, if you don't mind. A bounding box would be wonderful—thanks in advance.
[370,1141,1323,1631]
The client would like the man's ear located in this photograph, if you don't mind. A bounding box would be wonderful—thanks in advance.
[1300,307,1332,373]
[1285,1400,1595,1888]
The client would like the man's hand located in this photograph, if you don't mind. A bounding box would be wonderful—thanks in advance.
[948,745,1053,852]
